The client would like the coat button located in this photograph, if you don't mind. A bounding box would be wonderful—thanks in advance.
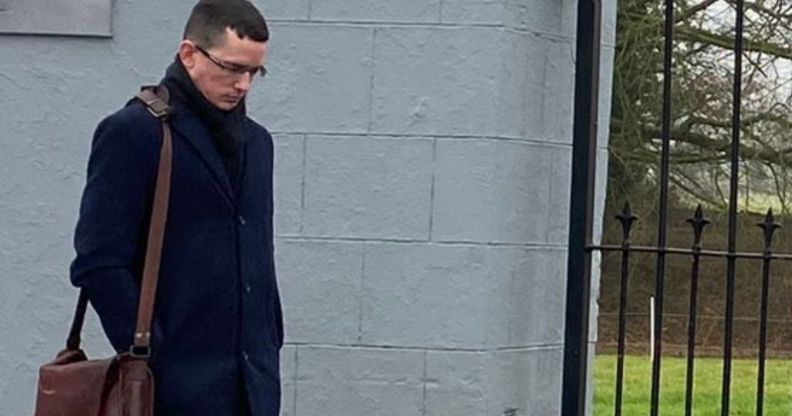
[242,351,249,361]
[244,283,252,293]
[238,216,247,225]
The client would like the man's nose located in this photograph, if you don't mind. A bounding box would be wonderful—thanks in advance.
[234,73,252,92]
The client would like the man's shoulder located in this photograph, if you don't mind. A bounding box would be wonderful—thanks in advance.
[91,100,163,155]
[245,117,271,138]
[99,100,160,133]
[245,117,273,150]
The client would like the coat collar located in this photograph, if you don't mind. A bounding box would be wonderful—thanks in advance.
[169,105,239,209]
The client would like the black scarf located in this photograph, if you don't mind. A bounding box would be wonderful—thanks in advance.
[160,58,246,192]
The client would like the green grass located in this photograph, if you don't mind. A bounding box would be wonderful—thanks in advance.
[594,355,792,415]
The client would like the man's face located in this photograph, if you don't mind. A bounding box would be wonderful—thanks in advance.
[180,28,268,111]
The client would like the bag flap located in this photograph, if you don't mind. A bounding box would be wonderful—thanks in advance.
[34,350,117,416]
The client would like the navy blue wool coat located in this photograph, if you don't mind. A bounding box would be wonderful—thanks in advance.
[70,96,283,416]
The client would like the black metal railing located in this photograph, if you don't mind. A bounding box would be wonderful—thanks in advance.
[592,204,785,416]
[561,0,785,415]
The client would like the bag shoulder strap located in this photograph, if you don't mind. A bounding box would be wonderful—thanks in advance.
[67,86,173,359]
[131,85,173,357]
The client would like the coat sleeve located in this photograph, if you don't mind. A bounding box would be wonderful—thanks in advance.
[70,109,161,352]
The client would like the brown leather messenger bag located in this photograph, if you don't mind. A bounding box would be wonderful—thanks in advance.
[33,86,173,416]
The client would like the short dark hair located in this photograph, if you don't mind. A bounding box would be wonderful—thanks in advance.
[183,0,269,49]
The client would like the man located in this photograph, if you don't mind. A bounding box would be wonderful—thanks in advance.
[70,1,282,415]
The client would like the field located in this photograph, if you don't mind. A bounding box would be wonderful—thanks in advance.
[594,355,792,415]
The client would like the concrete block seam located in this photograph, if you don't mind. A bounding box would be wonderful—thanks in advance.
[276,235,570,250]
[305,134,437,143]
[357,245,366,343]
[266,19,503,28]
[366,27,378,134]
[492,344,564,352]
[503,26,574,43]
[269,130,576,149]
[421,350,428,416]
[428,238,570,247]
[428,137,437,242]
[299,134,307,234]
[293,345,299,416]
[281,342,565,353]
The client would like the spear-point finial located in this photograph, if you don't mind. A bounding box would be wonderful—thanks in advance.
[686,204,711,245]
[757,208,782,250]
[616,202,639,243]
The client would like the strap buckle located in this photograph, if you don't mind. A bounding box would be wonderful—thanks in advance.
[138,85,172,119]
[129,345,151,359]
[144,99,171,119]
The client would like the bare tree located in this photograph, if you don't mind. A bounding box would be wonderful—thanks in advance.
[609,0,792,215]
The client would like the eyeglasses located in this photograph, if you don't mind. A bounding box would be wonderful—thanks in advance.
[194,44,267,79]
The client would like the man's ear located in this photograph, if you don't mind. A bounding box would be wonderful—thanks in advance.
[178,41,197,70]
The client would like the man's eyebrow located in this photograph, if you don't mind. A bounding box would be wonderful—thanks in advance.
[226,59,258,69]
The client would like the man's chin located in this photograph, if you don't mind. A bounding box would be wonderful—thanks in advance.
[213,99,240,111]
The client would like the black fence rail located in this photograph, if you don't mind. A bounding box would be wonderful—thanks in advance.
[597,310,792,359]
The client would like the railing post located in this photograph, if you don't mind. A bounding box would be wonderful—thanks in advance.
[684,205,711,416]
[561,0,602,415]
[721,2,746,415]
[755,210,780,416]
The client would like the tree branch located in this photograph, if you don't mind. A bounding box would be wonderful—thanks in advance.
[676,26,792,60]
[676,0,721,23]
[630,123,792,167]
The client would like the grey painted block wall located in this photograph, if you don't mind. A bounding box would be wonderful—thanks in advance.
[0,0,616,415]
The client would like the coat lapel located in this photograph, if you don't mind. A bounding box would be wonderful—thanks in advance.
[170,109,236,208]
